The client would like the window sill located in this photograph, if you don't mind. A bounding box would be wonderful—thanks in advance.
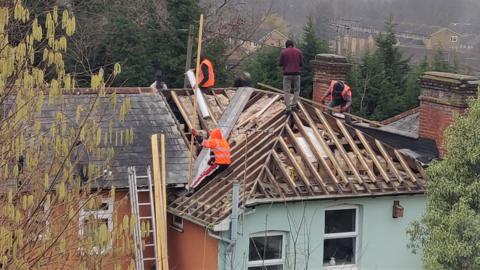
[324,265,357,270]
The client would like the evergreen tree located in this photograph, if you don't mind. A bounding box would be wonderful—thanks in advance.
[408,99,480,270]
[300,16,329,99]
[348,16,412,120]
[244,47,283,89]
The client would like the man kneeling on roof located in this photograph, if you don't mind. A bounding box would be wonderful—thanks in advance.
[187,128,231,195]
[319,80,352,124]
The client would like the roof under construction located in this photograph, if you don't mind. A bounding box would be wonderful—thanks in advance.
[166,88,427,228]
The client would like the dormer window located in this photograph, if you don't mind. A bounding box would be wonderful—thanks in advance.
[451,36,458,43]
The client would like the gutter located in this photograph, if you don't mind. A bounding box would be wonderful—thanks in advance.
[245,190,426,207]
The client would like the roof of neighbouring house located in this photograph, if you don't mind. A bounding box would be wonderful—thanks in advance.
[39,87,190,188]
[165,88,426,228]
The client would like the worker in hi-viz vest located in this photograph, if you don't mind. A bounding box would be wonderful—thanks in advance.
[197,57,215,90]
[320,80,352,124]
[187,128,231,195]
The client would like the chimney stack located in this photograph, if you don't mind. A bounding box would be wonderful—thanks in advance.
[312,54,352,103]
[419,72,479,156]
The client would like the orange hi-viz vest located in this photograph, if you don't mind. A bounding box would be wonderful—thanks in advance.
[329,80,352,99]
[198,59,215,88]
[202,128,231,165]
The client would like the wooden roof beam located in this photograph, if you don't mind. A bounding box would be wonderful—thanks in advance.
[278,137,314,195]
[314,108,367,190]
[285,125,329,194]
[272,150,300,195]
[355,129,392,184]
[297,104,353,189]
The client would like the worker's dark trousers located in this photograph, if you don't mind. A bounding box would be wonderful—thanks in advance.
[190,163,229,191]
[328,99,351,125]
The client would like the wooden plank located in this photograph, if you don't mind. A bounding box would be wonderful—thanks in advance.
[293,113,340,187]
[278,137,313,194]
[257,82,382,127]
[355,130,392,183]
[238,95,280,127]
[171,91,193,130]
[314,108,366,187]
[297,103,352,187]
[336,119,378,183]
[272,150,299,192]
[159,134,169,270]
[374,140,406,184]
[151,134,164,269]
[192,87,255,183]
[264,166,287,198]
[285,125,329,194]
[394,149,418,183]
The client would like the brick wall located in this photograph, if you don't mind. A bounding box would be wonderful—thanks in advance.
[419,72,479,156]
[312,54,352,103]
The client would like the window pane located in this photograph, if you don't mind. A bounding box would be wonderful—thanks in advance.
[248,265,283,270]
[325,209,356,234]
[249,235,283,261]
[323,237,356,266]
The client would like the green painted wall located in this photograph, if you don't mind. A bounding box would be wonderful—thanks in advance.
[218,195,425,270]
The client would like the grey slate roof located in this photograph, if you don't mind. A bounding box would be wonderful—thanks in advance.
[39,88,190,188]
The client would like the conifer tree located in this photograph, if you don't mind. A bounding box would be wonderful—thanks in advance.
[300,16,329,99]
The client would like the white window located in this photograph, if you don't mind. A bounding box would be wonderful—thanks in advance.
[79,197,114,254]
[451,36,458,43]
[323,206,359,268]
[172,215,183,229]
[247,231,286,270]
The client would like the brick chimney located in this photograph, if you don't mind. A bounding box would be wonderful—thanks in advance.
[419,72,479,156]
[312,54,352,103]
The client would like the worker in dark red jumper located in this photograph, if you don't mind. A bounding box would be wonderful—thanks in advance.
[319,80,353,124]
[198,57,215,90]
[279,40,304,112]
[188,128,231,194]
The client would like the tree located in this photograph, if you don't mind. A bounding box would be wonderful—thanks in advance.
[299,16,329,99]
[431,49,457,73]
[243,47,283,89]
[348,16,413,120]
[0,2,134,268]
[408,98,480,270]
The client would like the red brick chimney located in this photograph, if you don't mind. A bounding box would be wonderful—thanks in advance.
[312,54,352,103]
[419,72,479,156]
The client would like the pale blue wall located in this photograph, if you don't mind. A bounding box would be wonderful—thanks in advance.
[218,195,425,270]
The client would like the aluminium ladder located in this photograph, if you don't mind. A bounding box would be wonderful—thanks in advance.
[128,166,158,270]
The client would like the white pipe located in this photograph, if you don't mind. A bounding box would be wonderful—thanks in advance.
[186,69,210,118]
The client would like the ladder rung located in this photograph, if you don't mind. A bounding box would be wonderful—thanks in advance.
[137,189,150,192]
[140,216,153,219]
[138,202,152,206]
[145,243,155,247]
[143,258,156,261]
[136,176,149,179]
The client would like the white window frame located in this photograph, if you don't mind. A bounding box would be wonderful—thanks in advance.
[79,197,114,254]
[172,215,183,230]
[323,205,359,270]
[247,231,287,269]
[451,35,458,43]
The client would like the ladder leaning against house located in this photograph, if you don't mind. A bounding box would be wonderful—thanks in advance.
[128,166,158,270]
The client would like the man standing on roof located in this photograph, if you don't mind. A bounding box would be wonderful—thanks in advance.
[319,80,352,124]
[198,57,215,90]
[279,40,304,112]
[188,128,231,195]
